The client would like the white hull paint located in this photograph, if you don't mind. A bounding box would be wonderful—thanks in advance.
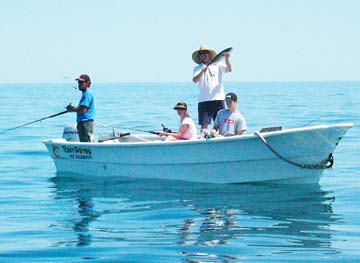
[43,123,353,184]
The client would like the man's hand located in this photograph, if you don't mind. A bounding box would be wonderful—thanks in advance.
[201,63,208,71]
[66,103,76,112]
[156,131,167,137]
[210,129,218,136]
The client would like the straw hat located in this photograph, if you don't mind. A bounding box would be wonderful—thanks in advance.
[192,45,217,64]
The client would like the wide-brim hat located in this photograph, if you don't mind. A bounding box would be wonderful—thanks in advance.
[192,45,217,64]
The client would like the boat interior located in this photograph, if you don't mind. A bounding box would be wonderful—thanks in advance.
[97,126,284,144]
[98,133,166,143]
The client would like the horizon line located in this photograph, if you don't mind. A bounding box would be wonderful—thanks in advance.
[0,79,360,85]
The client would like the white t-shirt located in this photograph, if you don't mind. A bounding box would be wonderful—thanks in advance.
[179,116,198,140]
[214,109,247,136]
[193,62,227,102]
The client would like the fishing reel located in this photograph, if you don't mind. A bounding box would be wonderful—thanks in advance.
[161,124,172,133]
[201,129,215,139]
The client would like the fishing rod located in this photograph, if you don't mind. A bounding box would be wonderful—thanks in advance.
[123,127,159,135]
[0,110,68,135]
[98,132,131,143]
[95,121,160,135]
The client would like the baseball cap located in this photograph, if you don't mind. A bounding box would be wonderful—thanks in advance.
[75,74,91,83]
[225,92,238,101]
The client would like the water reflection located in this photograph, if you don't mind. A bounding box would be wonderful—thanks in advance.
[176,183,337,262]
[49,174,339,261]
[73,197,99,246]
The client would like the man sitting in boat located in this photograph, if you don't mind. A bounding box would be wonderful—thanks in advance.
[157,102,198,141]
[210,92,247,136]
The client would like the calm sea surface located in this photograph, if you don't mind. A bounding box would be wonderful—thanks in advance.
[0,81,359,262]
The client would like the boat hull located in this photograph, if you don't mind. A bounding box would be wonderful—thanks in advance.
[43,123,353,184]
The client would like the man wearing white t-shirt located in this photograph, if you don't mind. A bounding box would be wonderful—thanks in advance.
[210,92,247,137]
[192,45,232,130]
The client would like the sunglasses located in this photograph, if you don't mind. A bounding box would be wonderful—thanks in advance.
[199,52,209,56]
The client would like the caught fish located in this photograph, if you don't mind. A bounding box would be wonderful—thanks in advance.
[208,47,233,66]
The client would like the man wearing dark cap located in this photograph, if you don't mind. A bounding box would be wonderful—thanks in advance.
[66,74,96,142]
[210,92,246,137]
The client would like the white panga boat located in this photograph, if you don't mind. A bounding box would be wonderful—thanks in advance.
[43,123,353,184]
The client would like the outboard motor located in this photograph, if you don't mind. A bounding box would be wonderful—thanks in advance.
[62,125,79,142]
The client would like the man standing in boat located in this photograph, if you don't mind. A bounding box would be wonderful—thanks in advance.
[66,74,96,142]
[192,45,232,131]
[210,92,246,136]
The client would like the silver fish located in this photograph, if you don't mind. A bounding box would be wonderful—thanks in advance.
[208,47,233,66]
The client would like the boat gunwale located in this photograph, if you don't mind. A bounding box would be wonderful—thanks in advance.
[42,123,354,148]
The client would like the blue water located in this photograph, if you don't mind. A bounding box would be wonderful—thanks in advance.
[0,81,359,262]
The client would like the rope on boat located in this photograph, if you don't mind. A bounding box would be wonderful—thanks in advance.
[254,131,334,169]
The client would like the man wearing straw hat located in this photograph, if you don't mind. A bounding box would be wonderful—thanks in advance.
[192,44,232,131]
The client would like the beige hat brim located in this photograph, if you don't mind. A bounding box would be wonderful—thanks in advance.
[192,49,217,64]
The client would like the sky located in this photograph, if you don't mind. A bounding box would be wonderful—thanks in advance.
[0,0,359,83]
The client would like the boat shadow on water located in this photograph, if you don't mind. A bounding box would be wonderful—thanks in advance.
[49,173,340,261]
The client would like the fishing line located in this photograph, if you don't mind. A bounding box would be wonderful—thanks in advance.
[0,110,68,135]
[96,121,123,135]
[301,113,333,127]
[62,74,78,90]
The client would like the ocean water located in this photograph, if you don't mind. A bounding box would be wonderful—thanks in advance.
[0,81,359,262]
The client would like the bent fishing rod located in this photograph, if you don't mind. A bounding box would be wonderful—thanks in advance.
[0,110,68,135]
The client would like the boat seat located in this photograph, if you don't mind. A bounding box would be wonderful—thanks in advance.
[259,126,282,133]
[118,135,151,142]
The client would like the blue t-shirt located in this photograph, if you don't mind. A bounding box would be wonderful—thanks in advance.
[77,90,95,122]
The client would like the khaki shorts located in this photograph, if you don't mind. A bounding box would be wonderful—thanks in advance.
[77,121,94,142]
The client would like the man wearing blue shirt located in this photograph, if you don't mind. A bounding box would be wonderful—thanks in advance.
[66,74,95,142]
